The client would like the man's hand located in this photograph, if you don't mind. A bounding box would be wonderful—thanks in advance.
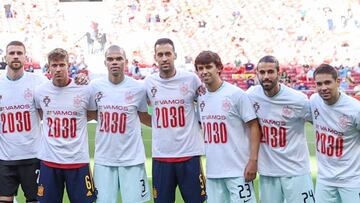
[75,73,89,85]
[244,159,257,182]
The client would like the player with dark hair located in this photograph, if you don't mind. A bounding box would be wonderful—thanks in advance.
[310,64,360,203]
[195,50,260,203]
[145,38,206,203]
[247,55,315,203]
[0,41,43,203]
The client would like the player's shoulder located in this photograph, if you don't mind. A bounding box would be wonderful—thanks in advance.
[281,84,308,100]
[0,71,7,83]
[223,82,247,98]
[341,93,360,108]
[125,76,144,85]
[144,72,158,81]
[246,84,262,95]
[124,76,146,91]
[309,92,320,102]
[89,76,105,84]
[177,69,197,77]
[177,70,199,82]
[34,79,52,94]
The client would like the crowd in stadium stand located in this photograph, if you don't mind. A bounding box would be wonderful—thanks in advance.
[0,0,359,95]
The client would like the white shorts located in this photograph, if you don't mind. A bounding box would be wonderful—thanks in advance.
[315,182,360,203]
[260,174,315,203]
[206,177,256,203]
[94,163,151,203]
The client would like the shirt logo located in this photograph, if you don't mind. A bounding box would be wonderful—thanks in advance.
[179,83,189,96]
[222,98,231,112]
[37,185,44,197]
[95,91,103,103]
[73,95,82,107]
[339,114,350,129]
[151,86,157,97]
[43,96,51,107]
[125,91,134,103]
[314,108,320,120]
[253,102,260,113]
[199,100,205,112]
[282,105,294,119]
[24,88,33,101]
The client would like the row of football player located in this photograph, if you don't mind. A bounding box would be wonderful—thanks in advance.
[1,38,359,203]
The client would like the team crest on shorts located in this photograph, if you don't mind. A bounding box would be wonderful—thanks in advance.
[222,98,231,112]
[314,108,320,119]
[153,187,158,199]
[199,100,205,112]
[73,95,82,107]
[151,86,157,97]
[37,185,44,197]
[95,91,103,103]
[86,190,93,197]
[43,96,51,107]
[125,91,134,103]
[253,102,260,113]
[179,83,189,95]
[282,105,294,119]
[339,114,350,129]
[24,88,33,101]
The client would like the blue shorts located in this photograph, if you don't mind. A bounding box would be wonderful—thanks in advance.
[260,174,315,203]
[152,156,206,203]
[315,182,360,203]
[37,162,97,203]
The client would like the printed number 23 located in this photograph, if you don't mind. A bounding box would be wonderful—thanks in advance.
[238,183,251,199]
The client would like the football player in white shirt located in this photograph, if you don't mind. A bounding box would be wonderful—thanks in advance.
[89,45,151,203]
[34,48,96,203]
[310,64,360,203]
[0,41,42,203]
[145,38,206,203]
[247,55,315,203]
[194,51,261,203]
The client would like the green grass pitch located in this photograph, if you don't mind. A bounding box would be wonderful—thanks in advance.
[16,123,317,203]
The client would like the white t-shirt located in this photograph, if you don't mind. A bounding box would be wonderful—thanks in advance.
[89,76,147,166]
[144,70,204,158]
[34,80,94,164]
[247,84,312,176]
[310,92,360,187]
[0,72,44,160]
[198,82,257,178]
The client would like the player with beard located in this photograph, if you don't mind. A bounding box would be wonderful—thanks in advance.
[144,38,206,203]
[247,55,315,203]
[34,48,96,203]
[89,45,151,203]
[0,41,43,203]
[195,51,260,203]
[310,64,360,203]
